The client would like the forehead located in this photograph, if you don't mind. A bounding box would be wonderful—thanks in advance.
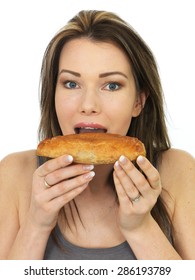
[58,38,131,73]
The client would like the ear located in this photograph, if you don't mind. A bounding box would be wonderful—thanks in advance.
[132,92,147,117]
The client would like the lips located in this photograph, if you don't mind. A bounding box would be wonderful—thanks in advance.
[74,123,107,134]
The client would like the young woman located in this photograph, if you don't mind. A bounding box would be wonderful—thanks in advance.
[0,10,194,260]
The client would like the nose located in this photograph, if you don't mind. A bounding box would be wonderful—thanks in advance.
[79,89,100,115]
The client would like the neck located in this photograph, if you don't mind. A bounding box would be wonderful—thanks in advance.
[87,163,114,193]
[59,163,119,237]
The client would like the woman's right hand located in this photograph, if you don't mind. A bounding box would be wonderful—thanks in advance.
[28,154,95,233]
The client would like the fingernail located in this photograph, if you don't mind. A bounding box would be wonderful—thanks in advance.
[114,161,122,169]
[83,164,94,171]
[66,155,73,163]
[119,155,127,164]
[83,171,95,179]
[137,155,145,164]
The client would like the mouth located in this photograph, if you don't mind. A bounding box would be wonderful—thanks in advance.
[74,124,107,134]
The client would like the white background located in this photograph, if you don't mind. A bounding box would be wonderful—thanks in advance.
[0,0,195,160]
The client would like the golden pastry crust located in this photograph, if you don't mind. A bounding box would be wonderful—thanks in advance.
[36,133,146,164]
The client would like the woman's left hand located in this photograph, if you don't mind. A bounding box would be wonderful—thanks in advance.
[113,155,162,233]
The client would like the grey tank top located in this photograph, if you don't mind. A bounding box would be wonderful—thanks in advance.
[44,225,136,260]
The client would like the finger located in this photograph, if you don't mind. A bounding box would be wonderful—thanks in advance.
[116,155,149,197]
[118,155,159,195]
[37,154,73,178]
[44,171,95,201]
[113,171,133,208]
[114,161,140,200]
[47,183,89,211]
[45,163,94,186]
[136,156,161,190]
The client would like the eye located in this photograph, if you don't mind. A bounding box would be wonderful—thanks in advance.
[104,82,121,91]
[64,81,79,89]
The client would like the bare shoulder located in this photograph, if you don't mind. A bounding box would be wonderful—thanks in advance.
[0,150,37,202]
[159,150,195,259]
[0,151,38,258]
[1,149,37,166]
[1,150,37,180]
[159,148,195,215]
[159,148,195,193]
[160,147,194,165]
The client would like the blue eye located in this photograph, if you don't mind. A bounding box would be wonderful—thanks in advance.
[64,81,78,89]
[105,82,120,91]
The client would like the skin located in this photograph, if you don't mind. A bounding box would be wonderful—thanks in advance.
[0,38,195,260]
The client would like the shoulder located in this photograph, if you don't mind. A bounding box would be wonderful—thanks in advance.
[0,150,37,202]
[159,148,195,212]
[1,150,37,176]
[159,148,195,189]
[159,149,195,258]
[161,147,194,165]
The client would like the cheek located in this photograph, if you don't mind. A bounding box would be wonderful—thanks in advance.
[107,101,134,133]
[55,94,76,130]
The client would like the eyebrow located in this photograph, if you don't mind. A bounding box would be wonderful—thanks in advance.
[58,69,81,77]
[99,71,128,79]
[58,69,128,79]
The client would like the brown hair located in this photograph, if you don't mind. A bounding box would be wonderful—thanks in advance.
[38,10,172,238]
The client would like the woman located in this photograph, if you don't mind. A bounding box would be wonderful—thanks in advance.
[0,10,194,260]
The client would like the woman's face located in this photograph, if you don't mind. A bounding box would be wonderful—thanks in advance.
[55,38,145,136]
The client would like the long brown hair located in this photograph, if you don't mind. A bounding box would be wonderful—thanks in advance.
[38,10,172,238]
